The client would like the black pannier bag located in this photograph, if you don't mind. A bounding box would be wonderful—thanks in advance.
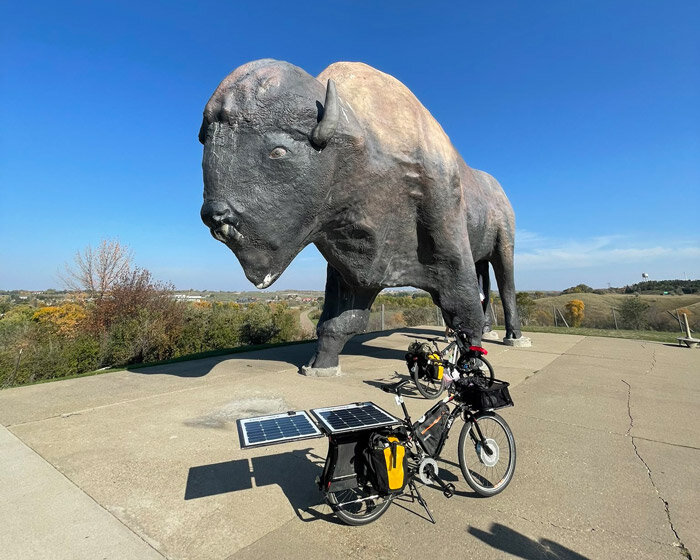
[362,432,408,495]
[413,402,450,456]
[405,341,444,381]
[457,378,514,411]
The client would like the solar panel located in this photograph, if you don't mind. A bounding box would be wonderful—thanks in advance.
[310,402,401,434]
[237,410,323,449]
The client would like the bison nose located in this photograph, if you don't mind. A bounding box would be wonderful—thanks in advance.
[201,200,232,229]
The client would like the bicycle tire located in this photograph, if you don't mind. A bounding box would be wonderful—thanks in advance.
[463,355,495,387]
[411,364,445,399]
[457,411,516,496]
[326,485,394,526]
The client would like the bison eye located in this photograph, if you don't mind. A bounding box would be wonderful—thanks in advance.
[269,147,287,159]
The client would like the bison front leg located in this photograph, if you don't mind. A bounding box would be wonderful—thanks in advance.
[435,262,485,349]
[302,265,380,375]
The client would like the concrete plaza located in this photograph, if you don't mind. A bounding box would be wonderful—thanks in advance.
[1,328,698,559]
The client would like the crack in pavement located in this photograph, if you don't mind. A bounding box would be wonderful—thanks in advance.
[639,344,657,375]
[509,412,700,451]
[621,379,693,560]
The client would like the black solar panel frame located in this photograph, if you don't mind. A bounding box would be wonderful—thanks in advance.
[237,410,323,449]
[310,402,401,435]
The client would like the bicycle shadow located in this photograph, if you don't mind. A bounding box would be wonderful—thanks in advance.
[362,372,428,400]
[468,522,591,560]
[183,448,340,523]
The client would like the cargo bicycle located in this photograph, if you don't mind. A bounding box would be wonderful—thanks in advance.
[317,354,516,525]
[236,350,516,527]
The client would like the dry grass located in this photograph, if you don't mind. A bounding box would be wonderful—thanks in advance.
[522,293,700,331]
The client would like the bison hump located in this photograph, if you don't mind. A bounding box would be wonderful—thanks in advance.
[317,62,458,168]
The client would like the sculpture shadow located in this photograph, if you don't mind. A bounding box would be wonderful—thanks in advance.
[468,522,591,560]
[126,341,318,378]
[336,326,450,363]
[126,326,448,379]
[184,447,338,523]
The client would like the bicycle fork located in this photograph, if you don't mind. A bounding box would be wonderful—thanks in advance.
[470,416,494,456]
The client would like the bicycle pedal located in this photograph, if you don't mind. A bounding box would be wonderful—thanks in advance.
[443,484,455,498]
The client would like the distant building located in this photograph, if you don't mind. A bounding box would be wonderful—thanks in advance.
[173,294,203,302]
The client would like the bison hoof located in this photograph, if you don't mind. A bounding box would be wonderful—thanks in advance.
[299,365,343,377]
[482,330,500,341]
[502,336,532,348]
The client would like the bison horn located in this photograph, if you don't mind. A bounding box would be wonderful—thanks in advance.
[310,79,339,149]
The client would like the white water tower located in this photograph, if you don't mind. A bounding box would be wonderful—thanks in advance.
[642,272,649,281]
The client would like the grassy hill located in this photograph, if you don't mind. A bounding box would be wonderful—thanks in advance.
[519,293,700,331]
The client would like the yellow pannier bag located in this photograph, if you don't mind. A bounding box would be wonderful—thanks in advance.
[365,433,408,494]
[427,353,444,380]
[384,436,406,490]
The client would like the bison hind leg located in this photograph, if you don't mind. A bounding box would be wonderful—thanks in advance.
[490,243,523,340]
[476,260,495,335]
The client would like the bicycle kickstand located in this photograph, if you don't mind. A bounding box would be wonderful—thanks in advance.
[408,481,435,524]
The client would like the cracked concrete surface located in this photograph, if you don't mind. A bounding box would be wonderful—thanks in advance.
[0,329,698,560]
[622,379,693,559]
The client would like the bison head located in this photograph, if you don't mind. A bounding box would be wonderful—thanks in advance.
[199,60,341,288]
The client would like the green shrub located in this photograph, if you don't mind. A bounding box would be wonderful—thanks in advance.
[206,303,243,348]
[516,292,536,325]
[62,335,100,375]
[618,296,650,330]
[402,307,434,327]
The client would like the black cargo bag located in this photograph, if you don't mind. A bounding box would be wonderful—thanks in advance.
[459,378,514,411]
[362,432,408,495]
[413,402,450,456]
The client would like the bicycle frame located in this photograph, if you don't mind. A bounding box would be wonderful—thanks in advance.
[395,387,493,459]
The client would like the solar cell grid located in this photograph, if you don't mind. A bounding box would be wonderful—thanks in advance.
[238,411,322,448]
[310,402,400,434]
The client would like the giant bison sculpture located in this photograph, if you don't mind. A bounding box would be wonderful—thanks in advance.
[200,59,528,374]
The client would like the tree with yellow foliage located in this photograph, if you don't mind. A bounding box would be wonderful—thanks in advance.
[565,299,585,327]
[33,303,87,337]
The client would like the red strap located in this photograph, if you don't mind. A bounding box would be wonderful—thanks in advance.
[469,346,488,355]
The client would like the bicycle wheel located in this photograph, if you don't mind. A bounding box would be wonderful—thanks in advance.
[411,364,445,399]
[457,412,516,496]
[326,485,394,525]
[463,355,495,387]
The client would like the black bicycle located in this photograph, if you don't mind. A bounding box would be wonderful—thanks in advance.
[319,367,516,525]
[406,334,495,399]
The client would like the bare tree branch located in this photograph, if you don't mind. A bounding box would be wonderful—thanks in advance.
[59,239,133,300]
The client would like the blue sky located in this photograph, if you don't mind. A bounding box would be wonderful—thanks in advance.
[1,1,698,292]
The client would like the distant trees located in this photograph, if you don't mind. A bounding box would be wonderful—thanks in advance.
[626,279,699,294]
[374,293,433,309]
[562,284,594,294]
